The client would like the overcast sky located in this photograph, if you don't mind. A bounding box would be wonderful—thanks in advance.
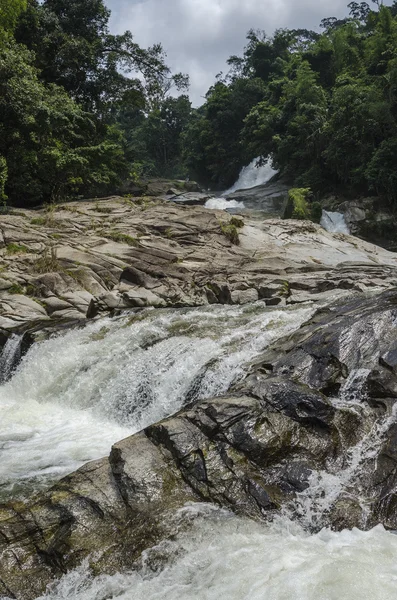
[107,0,392,106]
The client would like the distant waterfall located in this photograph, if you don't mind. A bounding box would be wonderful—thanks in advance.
[223,157,277,195]
[321,210,350,234]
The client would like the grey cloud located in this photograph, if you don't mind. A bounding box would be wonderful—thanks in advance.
[107,0,390,105]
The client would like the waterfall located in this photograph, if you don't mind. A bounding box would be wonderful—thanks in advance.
[31,355,397,600]
[321,210,350,234]
[223,157,277,195]
[0,334,24,383]
[0,303,315,501]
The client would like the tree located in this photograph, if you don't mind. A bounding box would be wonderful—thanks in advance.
[0,38,128,205]
[183,77,267,188]
[348,2,371,21]
[0,0,27,33]
[120,95,192,178]
[15,0,188,116]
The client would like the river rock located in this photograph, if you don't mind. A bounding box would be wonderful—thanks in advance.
[3,290,397,598]
[225,181,289,215]
[1,197,397,348]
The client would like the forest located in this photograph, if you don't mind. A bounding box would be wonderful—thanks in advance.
[2,0,397,207]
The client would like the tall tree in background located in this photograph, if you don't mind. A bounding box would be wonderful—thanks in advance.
[0,0,189,205]
[0,0,27,33]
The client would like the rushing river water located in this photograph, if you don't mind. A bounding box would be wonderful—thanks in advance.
[2,300,397,600]
[35,506,397,600]
[0,302,315,501]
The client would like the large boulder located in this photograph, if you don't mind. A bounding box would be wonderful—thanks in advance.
[3,290,397,598]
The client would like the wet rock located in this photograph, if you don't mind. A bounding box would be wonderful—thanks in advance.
[329,497,364,530]
[3,291,397,596]
[167,192,213,205]
[0,390,339,599]
[245,376,335,430]
[225,181,289,215]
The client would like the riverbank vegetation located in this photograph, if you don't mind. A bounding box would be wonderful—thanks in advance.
[3,1,397,208]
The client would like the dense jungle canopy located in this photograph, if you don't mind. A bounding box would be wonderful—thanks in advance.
[2,0,397,207]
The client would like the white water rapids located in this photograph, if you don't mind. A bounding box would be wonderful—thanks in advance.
[0,302,314,501]
[2,301,397,599]
[35,507,397,600]
[321,210,350,235]
[205,157,277,212]
[224,157,277,194]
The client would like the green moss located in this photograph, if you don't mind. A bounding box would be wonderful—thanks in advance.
[94,203,112,214]
[105,231,139,247]
[279,280,291,297]
[33,247,60,274]
[60,205,81,214]
[230,216,244,228]
[30,217,47,226]
[6,243,29,254]
[64,268,86,285]
[25,283,41,297]
[8,283,24,294]
[219,221,240,245]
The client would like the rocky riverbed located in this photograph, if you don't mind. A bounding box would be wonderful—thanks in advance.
[1,198,397,599]
[0,196,396,339]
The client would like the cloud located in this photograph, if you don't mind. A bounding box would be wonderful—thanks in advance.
[106,0,390,106]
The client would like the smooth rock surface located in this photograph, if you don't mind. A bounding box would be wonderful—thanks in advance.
[1,197,396,345]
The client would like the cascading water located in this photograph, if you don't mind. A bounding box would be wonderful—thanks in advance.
[205,157,277,212]
[3,302,397,600]
[33,507,397,600]
[321,210,350,234]
[0,302,315,501]
[204,197,245,211]
[224,157,277,194]
[0,334,24,383]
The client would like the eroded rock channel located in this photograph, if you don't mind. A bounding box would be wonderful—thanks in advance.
[1,201,397,599]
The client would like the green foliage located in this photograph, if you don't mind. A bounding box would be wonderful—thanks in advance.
[33,246,60,273]
[183,78,267,188]
[120,95,192,179]
[104,231,139,246]
[219,221,240,245]
[284,188,312,220]
[0,0,189,206]
[0,0,27,33]
[183,3,397,207]
[0,38,129,205]
[230,216,245,228]
[283,188,321,222]
[8,282,24,294]
[6,242,29,254]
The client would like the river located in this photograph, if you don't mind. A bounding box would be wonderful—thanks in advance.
[2,297,397,599]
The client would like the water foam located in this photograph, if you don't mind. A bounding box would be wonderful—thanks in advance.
[321,211,350,235]
[35,507,397,600]
[205,197,245,211]
[0,303,315,499]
